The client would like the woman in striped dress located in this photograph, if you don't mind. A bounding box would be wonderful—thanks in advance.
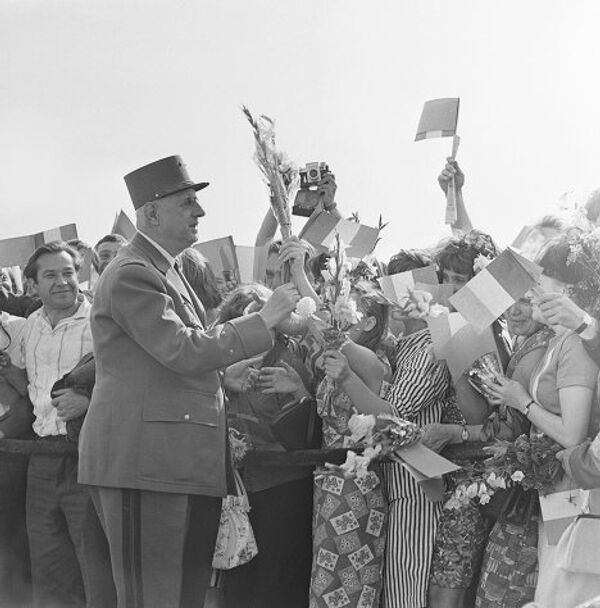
[382,325,453,608]
[381,250,453,608]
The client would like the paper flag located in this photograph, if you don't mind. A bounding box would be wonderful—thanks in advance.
[415,98,460,141]
[427,311,500,381]
[401,463,445,502]
[0,224,78,267]
[235,245,257,283]
[194,236,240,292]
[539,489,588,545]
[378,266,438,303]
[449,248,542,330]
[299,211,379,259]
[78,249,94,284]
[415,283,455,308]
[396,443,461,478]
[111,210,136,241]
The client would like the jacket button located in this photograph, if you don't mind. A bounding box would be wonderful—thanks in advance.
[184,414,190,421]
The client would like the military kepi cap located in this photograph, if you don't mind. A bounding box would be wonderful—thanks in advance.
[124,155,209,209]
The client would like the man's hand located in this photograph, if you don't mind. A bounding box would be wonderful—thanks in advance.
[256,363,308,397]
[259,283,301,330]
[223,356,263,392]
[421,423,460,453]
[438,158,465,194]
[51,388,90,422]
[537,293,589,331]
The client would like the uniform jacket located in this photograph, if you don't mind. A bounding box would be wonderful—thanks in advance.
[78,233,273,496]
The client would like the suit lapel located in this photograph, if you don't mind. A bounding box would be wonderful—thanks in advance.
[130,233,206,328]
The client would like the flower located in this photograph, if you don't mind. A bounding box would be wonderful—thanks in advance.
[511,470,525,482]
[295,297,317,320]
[348,414,376,442]
[333,296,361,328]
[465,482,479,499]
[428,304,450,318]
[473,254,493,274]
[479,493,491,505]
[339,450,371,479]
[486,472,507,489]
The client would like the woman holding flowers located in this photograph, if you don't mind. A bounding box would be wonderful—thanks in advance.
[377,250,455,608]
[281,237,396,608]
[307,288,394,608]
[483,235,600,608]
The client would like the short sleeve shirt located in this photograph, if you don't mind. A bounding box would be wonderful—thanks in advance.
[531,331,599,417]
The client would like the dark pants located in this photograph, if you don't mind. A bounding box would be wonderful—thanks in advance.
[26,453,92,608]
[90,486,221,608]
[224,476,314,608]
[0,452,31,607]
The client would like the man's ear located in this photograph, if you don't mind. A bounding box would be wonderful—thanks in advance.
[142,201,160,226]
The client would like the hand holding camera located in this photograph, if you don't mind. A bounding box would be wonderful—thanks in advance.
[292,162,337,216]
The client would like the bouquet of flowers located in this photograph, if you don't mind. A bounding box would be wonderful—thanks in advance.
[308,233,362,348]
[444,433,563,510]
[566,228,600,319]
[242,106,298,239]
[328,413,422,479]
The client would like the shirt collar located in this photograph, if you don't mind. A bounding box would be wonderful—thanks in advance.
[40,294,91,326]
[137,231,178,269]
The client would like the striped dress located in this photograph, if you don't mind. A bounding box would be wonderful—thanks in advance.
[381,328,452,608]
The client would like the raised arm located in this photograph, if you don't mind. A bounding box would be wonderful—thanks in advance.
[438,158,472,235]
[109,263,299,376]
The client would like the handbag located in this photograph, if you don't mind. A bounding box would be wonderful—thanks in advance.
[270,397,322,450]
[555,513,600,574]
[211,470,258,570]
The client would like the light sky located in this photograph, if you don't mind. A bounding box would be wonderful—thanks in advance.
[2,0,600,263]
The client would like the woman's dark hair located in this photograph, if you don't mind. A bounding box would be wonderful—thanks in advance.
[179,248,223,310]
[352,287,389,353]
[23,241,81,282]
[435,230,499,279]
[217,283,272,323]
[387,249,432,275]
[535,236,588,285]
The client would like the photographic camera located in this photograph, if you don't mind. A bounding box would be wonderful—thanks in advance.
[292,162,331,217]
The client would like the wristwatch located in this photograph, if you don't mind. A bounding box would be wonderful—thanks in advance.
[460,425,470,443]
[575,312,594,335]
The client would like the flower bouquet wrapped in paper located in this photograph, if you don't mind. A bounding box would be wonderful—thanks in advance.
[466,352,502,400]
[329,413,422,479]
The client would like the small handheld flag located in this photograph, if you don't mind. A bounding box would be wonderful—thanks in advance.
[415,97,461,225]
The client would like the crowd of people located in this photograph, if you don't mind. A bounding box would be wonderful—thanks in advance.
[1,152,600,608]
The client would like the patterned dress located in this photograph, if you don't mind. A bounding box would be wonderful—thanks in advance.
[309,380,388,608]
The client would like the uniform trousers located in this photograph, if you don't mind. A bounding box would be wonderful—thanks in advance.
[89,485,221,608]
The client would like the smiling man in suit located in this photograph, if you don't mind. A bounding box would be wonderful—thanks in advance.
[78,155,299,608]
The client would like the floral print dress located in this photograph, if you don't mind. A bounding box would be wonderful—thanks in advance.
[309,378,388,608]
